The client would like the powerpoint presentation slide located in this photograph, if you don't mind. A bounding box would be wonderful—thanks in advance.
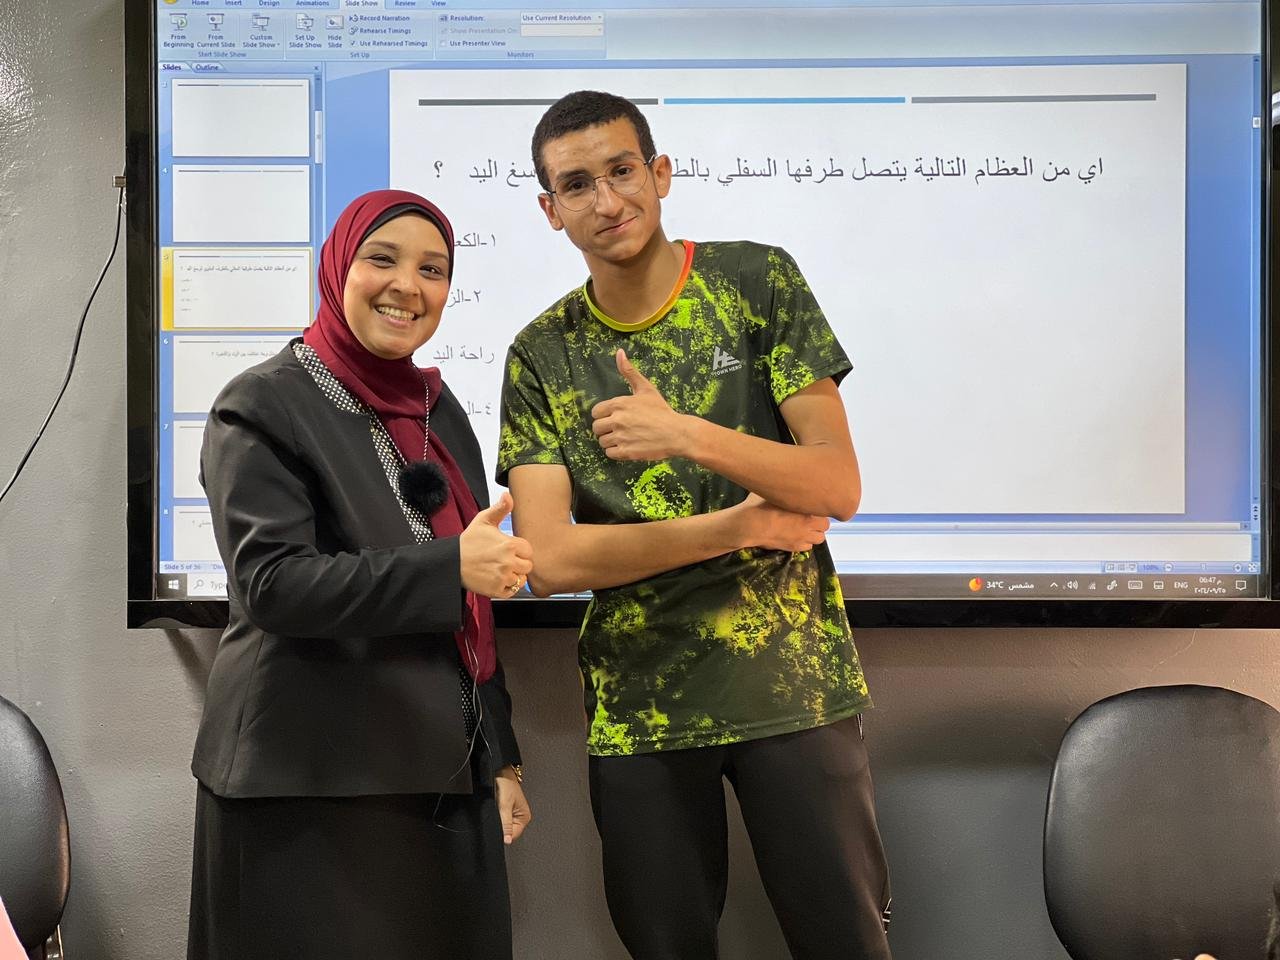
[172,419,206,500]
[172,506,219,563]
[172,164,310,243]
[390,63,1187,515]
[171,334,295,414]
[170,247,312,329]
[171,77,311,158]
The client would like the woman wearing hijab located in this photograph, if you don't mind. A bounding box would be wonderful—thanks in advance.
[187,190,532,960]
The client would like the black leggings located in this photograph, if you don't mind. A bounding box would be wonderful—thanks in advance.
[588,715,893,960]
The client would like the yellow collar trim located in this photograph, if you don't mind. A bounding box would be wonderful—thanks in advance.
[585,240,695,332]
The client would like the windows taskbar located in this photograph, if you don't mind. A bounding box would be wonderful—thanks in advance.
[837,572,1262,600]
[132,572,1275,630]
[153,570,1262,603]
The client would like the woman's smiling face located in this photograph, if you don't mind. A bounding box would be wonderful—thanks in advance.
[342,213,451,361]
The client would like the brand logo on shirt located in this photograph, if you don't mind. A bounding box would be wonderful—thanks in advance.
[711,345,743,376]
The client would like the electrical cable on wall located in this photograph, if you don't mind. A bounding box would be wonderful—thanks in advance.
[0,183,125,507]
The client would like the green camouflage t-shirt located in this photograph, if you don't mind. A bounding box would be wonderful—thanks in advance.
[498,240,871,756]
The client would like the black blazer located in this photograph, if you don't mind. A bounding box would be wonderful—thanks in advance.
[192,344,519,799]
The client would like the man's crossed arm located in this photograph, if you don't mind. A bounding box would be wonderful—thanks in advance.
[509,349,860,596]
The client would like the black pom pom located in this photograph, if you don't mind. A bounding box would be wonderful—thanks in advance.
[399,460,449,516]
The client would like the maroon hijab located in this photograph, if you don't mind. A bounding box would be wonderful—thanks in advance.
[303,189,495,683]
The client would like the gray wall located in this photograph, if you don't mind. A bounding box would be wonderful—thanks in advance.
[1,1,1278,957]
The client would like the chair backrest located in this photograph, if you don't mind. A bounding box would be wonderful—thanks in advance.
[0,695,70,952]
[1045,684,1280,960]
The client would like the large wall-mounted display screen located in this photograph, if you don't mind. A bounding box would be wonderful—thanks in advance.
[126,0,1271,627]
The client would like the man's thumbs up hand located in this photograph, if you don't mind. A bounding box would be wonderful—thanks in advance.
[590,349,693,461]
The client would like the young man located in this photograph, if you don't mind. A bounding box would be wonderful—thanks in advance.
[497,90,892,960]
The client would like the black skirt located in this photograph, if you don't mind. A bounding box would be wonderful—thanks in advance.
[187,778,511,960]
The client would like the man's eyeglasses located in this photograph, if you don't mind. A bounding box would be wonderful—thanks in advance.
[546,155,657,212]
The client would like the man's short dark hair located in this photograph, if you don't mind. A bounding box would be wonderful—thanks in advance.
[531,90,657,191]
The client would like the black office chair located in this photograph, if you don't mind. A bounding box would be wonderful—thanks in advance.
[0,694,70,959]
[1044,684,1280,960]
